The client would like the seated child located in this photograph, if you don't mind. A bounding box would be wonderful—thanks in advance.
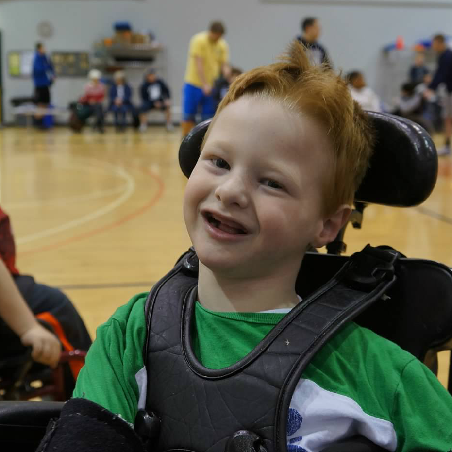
[79,69,106,133]
[108,71,137,132]
[212,66,243,110]
[392,82,433,134]
[139,69,173,132]
[347,70,382,112]
[39,42,452,452]
[409,52,430,86]
[0,205,91,378]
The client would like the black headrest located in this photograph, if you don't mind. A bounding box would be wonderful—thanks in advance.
[179,112,438,207]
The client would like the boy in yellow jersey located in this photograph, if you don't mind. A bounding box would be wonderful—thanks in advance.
[182,21,230,136]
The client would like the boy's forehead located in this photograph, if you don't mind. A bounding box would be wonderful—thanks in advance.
[208,97,328,152]
[205,97,332,171]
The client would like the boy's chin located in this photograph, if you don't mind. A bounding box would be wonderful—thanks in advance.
[197,253,247,277]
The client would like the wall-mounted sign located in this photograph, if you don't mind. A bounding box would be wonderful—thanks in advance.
[51,52,90,77]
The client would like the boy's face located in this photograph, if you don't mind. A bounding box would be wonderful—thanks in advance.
[352,74,365,89]
[147,73,156,83]
[184,96,338,279]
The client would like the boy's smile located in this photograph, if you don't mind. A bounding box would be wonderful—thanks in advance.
[184,96,342,280]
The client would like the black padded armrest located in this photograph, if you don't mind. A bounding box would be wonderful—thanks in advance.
[0,401,63,426]
[0,401,64,452]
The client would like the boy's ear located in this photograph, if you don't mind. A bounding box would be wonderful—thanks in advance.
[311,204,352,249]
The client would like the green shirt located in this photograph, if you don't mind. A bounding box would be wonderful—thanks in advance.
[74,292,452,451]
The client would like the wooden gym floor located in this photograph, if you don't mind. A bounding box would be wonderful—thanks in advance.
[0,126,451,388]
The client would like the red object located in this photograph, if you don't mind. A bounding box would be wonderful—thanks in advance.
[80,82,105,104]
[36,312,85,379]
[396,35,405,50]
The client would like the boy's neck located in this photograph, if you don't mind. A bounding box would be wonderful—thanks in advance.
[197,263,300,313]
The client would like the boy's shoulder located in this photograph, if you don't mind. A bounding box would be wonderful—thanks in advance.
[101,291,148,332]
[306,321,419,404]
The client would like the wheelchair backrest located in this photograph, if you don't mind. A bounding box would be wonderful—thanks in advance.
[297,251,452,363]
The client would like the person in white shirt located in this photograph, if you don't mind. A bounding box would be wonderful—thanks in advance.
[347,71,381,112]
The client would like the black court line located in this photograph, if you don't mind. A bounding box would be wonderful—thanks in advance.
[58,281,154,290]
[416,206,452,227]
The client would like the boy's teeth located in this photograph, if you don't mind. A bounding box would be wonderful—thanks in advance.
[217,223,240,234]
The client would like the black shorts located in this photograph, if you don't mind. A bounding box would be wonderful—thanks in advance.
[140,100,168,113]
[34,86,51,104]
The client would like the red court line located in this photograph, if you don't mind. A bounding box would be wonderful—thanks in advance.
[19,166,165,256]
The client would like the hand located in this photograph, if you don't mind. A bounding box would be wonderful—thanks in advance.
[115,98,122,106]
[423,89,434,100]
[20,323,62,368]
[202,84,212,96]
[154,101,162,108]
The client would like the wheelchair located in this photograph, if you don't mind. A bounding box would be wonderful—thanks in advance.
[0,316,86,402]
[0,111,450,452]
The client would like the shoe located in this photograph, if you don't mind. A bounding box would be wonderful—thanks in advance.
[166,122,175,132]
[437,145,451,156]
[139,123,147,133]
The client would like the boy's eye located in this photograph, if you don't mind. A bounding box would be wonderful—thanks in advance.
[262,179,284,190]
[211,158,230,170]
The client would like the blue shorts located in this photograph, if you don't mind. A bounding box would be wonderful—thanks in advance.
[183,83,215,122]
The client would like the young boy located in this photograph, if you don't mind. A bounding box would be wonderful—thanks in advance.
[108,71,136,132]
[41,42,452,452]
[347,70,381,113]
[0,205,91,372]
[212,66,243,110]
[138,69,173,132]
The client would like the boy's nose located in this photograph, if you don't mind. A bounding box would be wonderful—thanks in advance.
[215,175,249,208]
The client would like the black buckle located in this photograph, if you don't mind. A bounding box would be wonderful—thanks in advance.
[344,245,399,291]
[225,431,267,452]
[183,248,199,273]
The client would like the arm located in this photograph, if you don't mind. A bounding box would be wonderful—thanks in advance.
[109,85,116,102]
[429,53,450,91]
[370,89,382,113]
[140,83,148,102]
[220,41,231,79]
[195,56,211,94]
[160,80,170,100]
[0,259,61,367]
[125,85,133,103]
[73,293,148,424]
[392,358,452,451]
[33,55,47,78]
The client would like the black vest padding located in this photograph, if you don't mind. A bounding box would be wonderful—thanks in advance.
[143,247,398,452]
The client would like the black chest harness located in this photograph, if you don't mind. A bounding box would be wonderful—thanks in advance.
[135,246,399,452]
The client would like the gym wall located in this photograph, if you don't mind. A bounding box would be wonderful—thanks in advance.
[0,0,451,122]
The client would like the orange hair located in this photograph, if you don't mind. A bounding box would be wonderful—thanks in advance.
[207,41,374,215]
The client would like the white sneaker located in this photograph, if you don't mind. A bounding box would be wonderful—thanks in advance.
[139,123,147,133]
[437,145,451,156]
[166,122,175,132]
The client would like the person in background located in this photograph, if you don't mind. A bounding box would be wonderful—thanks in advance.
[392,82,433,134]
[139,69,173,132]
[32,42,55,128]
[182,21,230,136]
[212,67,243,110]
[347,70,381,112]
[0,205,91,370]
[409,53,430,86]
[424,34,452,155]
[296,17,332,67]
[80,69,105,134]
[108,71,136,132]
[0,258,61,368]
